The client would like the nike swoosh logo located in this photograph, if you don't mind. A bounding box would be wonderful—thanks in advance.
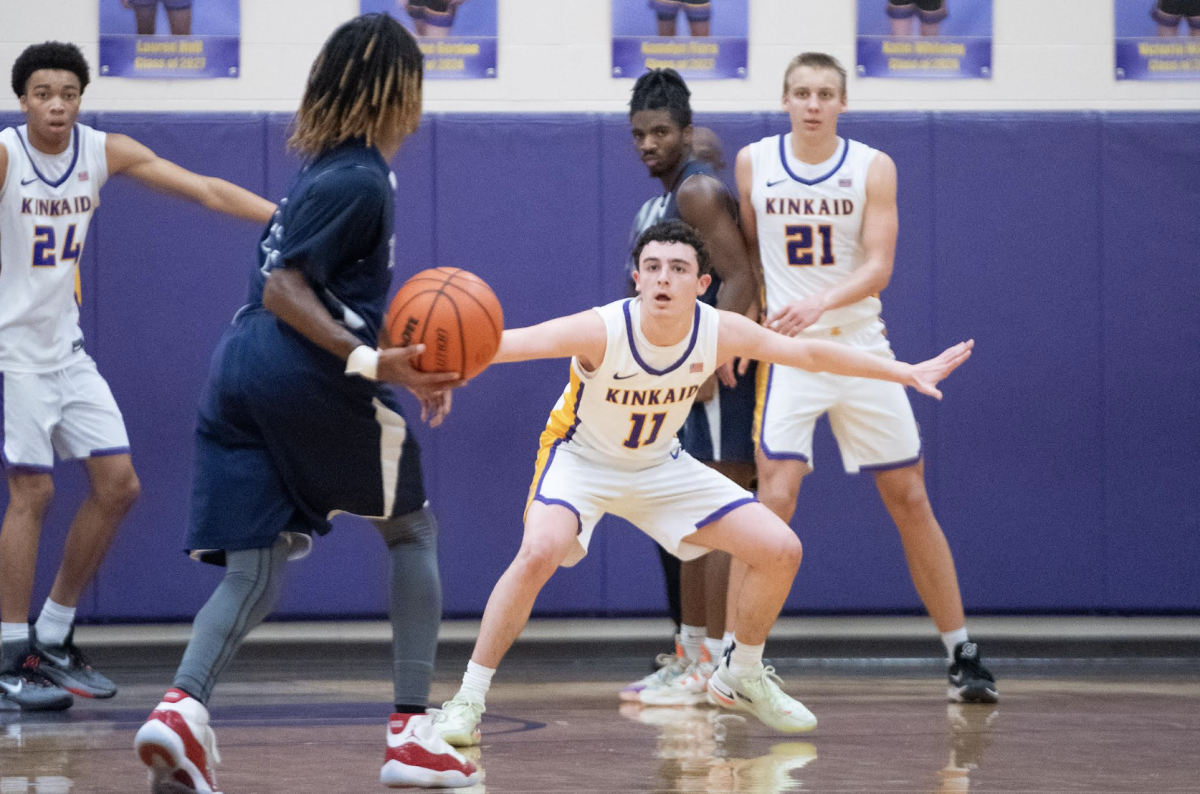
[20,177,39,186]
[0,678,22,695]
[41,651,71,667]
[766,178,788,187]
[613,372,637,380]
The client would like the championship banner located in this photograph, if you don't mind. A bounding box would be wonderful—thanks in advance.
[100,0,240,79]
[1115,0,1200,80]
[363,0,498,79]
[856,0,992,79]
[612,0,749,80]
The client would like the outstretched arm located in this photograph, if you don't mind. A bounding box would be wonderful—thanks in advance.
[717,311,972,400]
[106,133,276,225]
[496,310,608,371]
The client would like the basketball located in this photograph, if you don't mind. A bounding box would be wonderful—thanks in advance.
[385,267,504,380]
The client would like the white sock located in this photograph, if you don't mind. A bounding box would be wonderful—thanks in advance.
[703,637,724,663]
[35,599,76,647]
[459,660,495,704]
[728,638,765,680]
[680,624,706,662]
[1,622,30,648]
[722,631,735,654]
[941,627,969,661]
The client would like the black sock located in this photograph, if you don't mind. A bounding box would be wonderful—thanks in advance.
[395,703,426,714]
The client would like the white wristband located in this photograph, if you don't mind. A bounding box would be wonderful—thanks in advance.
[345,345,380,381]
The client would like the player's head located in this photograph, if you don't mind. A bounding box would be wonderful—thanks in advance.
[782,53,848,137]
[289,13,423,158]
[629,69,693,178]
[631,221,713,313]
[12,42,90,140]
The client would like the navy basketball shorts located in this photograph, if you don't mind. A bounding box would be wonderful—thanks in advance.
[649,0,712,23]
[187,311,427,557]
[405,0,457,28]
[128,0,193,9]
[887,0,948,23]
[1154,0,1200,26]
[676,361,757,464]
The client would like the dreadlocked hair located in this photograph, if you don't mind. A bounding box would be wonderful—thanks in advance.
[629,68,692,129]
[289,13,423,158]
[11,41,90,98]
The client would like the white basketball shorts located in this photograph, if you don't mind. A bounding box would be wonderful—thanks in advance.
[1,356,130,471]
[525,442,755,567]
[754,318,921,474]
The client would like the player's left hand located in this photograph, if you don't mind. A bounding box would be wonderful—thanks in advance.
[715,360,738,389]
[695,373,718,403]
[420,390,453,428]
[767,296,826,337]
[908,340,974,399]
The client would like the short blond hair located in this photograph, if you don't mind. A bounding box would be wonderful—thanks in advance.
[782,52,847,101]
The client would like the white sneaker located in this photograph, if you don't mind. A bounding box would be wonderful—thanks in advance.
[433,696,485,747]
[639,661,714,707]
[707,663,817,733]
[134,688,222,793]
[620,635,707,702]
[381,712,480,788]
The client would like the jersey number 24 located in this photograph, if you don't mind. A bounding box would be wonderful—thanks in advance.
[32,225,83,268]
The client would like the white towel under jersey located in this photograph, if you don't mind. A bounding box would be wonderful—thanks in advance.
[749,134,881,334]
[0,123,108,372]
[537,297,718,470]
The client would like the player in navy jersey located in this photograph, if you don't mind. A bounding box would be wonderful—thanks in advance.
[0,41,275,712]
[133,15,478,792]
[621,70,760,707]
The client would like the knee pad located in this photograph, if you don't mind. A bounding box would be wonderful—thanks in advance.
[375,505,439,548]
[650,0,681,21]
[683,0,711,23]
[887,1,918,20]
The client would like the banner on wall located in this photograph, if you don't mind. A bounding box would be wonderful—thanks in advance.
[855,0,992,79]
[612,0,749,80]
[362,0,498,79]
[1115,0,1200,80]
[100,0,240,79]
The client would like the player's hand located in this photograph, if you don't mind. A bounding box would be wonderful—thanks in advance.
[420,390,453,428]
[377,344,465,401]
[908,340,974,399]
[767,296,825,337]
[695,373,718,403]
[715,360,738,389]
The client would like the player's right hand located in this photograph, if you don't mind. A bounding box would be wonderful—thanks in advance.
[377,344,466,405]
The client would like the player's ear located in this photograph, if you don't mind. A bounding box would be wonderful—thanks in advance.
[681,124,694,148]
[697,272,712,295]
[631,267,644,293]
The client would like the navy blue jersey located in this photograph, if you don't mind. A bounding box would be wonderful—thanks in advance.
[249,139,394,347]
[627,159,738,308]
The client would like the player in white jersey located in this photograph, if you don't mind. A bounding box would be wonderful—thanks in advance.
[737,52,997,703]
[0,42,275,711]
[433,220,974,748]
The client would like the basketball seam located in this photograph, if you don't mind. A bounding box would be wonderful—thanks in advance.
[441,281,501,341]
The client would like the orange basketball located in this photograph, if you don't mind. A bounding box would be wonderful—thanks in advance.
[386,267,504,380]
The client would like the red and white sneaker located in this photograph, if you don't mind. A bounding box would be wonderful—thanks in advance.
[381,712,481,788]
[133,689,222,793]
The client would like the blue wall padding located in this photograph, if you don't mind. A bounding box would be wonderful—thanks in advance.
[0,111,1195,621]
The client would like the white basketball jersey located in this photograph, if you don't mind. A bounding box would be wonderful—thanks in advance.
[0,124,107,372]
[539,298,718,469]
[750,134,881,334]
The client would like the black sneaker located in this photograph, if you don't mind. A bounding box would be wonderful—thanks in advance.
[947,642,999,704]
[0,644,74,712]
[33,629,117,699]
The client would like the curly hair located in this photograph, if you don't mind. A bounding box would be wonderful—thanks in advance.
[632,220,711,276]
[11,42,90,98]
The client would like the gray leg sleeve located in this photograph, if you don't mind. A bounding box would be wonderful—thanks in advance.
[373,505,442,708]
[173,538,290,704]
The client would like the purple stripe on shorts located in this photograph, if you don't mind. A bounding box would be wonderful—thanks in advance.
[758,364,809,462]
[532,496,583,534]
[694,495,759,529]
[859,453,922,473]
[89,446,131,458]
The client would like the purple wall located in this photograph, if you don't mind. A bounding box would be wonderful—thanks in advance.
[1,111,1197,621]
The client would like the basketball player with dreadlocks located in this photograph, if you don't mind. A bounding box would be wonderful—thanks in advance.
[620,69,759,708]
[132,15,477,791]
[0,41,274,713]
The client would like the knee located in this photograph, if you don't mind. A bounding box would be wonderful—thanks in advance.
[881,479,933,525]
[94,468,141,513]
[757,476,801,522]
[774,531,803,575]
[514,539,568,582]
[7,476,54,517]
